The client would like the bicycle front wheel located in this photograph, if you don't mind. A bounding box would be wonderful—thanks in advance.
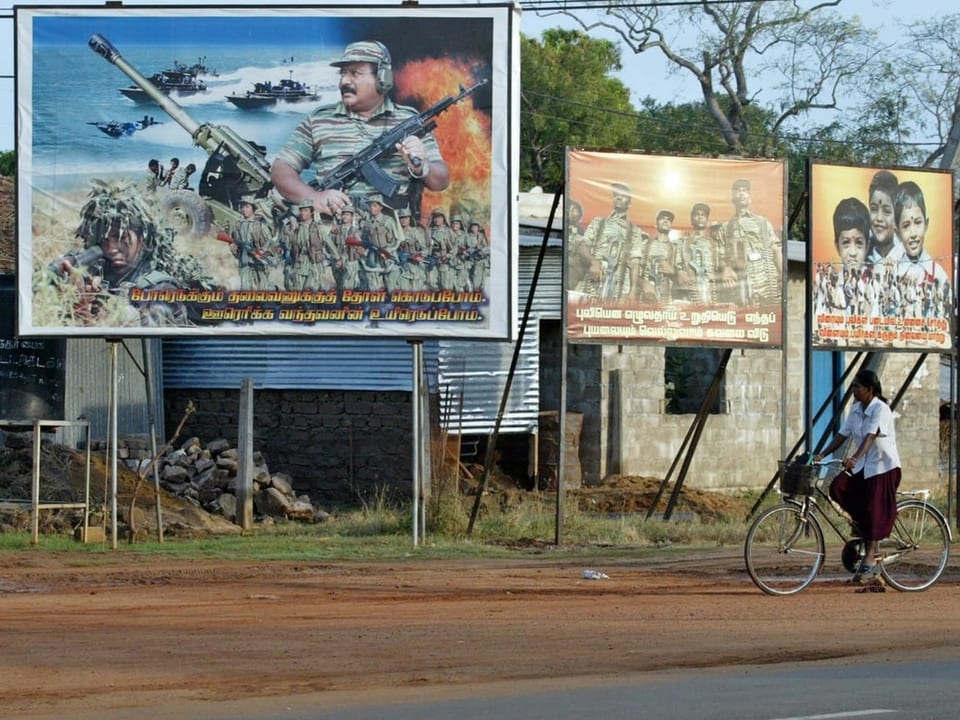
[744,503,825,595]
[879,500,951,592]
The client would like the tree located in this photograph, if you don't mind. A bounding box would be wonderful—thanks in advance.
[541,1,879,157]
[634,96,780,157]
[520,29,637,190]
[0,151,14,177]
[887,14,960,168]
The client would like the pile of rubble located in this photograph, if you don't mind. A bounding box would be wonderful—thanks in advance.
[98,435,331,524]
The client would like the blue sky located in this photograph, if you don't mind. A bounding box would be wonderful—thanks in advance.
[3,0,959,152]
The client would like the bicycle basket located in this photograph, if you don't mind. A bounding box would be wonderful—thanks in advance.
[778,460,818,496]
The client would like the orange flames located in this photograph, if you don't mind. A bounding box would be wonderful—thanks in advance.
[394,57,492,228]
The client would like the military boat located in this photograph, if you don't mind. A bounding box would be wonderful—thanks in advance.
[226,73,319,109]
[119,67,208,103]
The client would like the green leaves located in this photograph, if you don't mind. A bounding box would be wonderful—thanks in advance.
[520,30,637,190]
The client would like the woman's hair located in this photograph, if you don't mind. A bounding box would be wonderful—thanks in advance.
[854,369,887,403]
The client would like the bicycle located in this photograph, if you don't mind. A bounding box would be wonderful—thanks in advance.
[744,458,952,595]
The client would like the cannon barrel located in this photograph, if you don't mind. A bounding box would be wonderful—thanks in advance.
[88,33,272,186]
[89,33,202,137]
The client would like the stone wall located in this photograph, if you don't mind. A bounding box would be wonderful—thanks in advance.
[163,389,413,506]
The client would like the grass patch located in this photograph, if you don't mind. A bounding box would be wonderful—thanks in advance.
[1,489,759,562]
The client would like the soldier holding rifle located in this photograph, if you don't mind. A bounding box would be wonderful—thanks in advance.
[270,40,451,220]
[573,182,646,302]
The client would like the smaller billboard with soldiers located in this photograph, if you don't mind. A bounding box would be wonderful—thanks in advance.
[565,151,786,348]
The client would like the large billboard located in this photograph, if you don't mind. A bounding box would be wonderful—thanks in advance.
[16,5,517,339]
[809,162,954,351]
[566,151,786,347]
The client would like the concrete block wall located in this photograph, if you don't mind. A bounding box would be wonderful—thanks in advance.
[584,271,944,492]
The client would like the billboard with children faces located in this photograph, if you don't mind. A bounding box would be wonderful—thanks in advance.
[565,151,786,348]
[15,6,517,339]
[809,162,954,352]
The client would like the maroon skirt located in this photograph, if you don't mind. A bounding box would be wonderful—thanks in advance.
[829,466,901,541]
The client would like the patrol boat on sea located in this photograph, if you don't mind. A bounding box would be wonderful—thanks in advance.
[119,61,211,103]
[226,72,320,109]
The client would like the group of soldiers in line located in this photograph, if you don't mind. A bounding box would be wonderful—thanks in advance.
[568,179,782,307]
[229,194,491,296]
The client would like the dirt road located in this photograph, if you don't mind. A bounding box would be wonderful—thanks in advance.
[1,548,958,719]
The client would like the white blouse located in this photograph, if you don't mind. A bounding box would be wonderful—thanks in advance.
[839,396,900,476]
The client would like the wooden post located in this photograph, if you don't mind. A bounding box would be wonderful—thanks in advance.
[237,378,254,530]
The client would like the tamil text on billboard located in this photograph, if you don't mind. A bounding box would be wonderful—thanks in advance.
[16,6,517,338]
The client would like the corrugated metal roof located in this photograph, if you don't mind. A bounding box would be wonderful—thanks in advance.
[64,338,164,443]
[438,320,540,434]
[162,338,437,391]
[519,243,563,320]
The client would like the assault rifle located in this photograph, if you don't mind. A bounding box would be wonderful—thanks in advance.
[49,245,104,281]
[313,78,489,200]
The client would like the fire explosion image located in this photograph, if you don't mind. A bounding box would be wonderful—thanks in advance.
[395,57,493,233]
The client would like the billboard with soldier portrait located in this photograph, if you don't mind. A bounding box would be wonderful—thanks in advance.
[809,162,954,352]
[565,150,786,348]
[15,5,517,339]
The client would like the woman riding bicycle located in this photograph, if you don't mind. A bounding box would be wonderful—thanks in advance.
[815,369,901,585]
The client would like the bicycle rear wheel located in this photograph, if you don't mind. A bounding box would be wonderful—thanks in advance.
[879,500,951,592]
[744,503,825,595]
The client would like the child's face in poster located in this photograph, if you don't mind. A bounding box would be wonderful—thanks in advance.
[836,227,868,269]
[869,189,895,246]
[897,202,928,260]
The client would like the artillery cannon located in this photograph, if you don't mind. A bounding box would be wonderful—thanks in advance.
[88,33,281,238]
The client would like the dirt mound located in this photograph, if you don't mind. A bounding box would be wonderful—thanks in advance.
[458,463,751,522]
[0,437,240,538]
[572,475,750,520]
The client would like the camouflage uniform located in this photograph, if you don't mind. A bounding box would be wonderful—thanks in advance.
[231,198,276,290]
[449,216,471,292]
[362,200,401,292]
[725,210,781,304]
[65,180,214,326]
[398,208,429,291]
[575,184,646,302]
[725,179,782,305]
[334,206,364,291]
[679,228,720,303]
[286,201,324,291]
[142,160,162,194]
[579,213,645,300]
[428,210,457,291]
[465,223,489,293]
[168,163,195,191]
